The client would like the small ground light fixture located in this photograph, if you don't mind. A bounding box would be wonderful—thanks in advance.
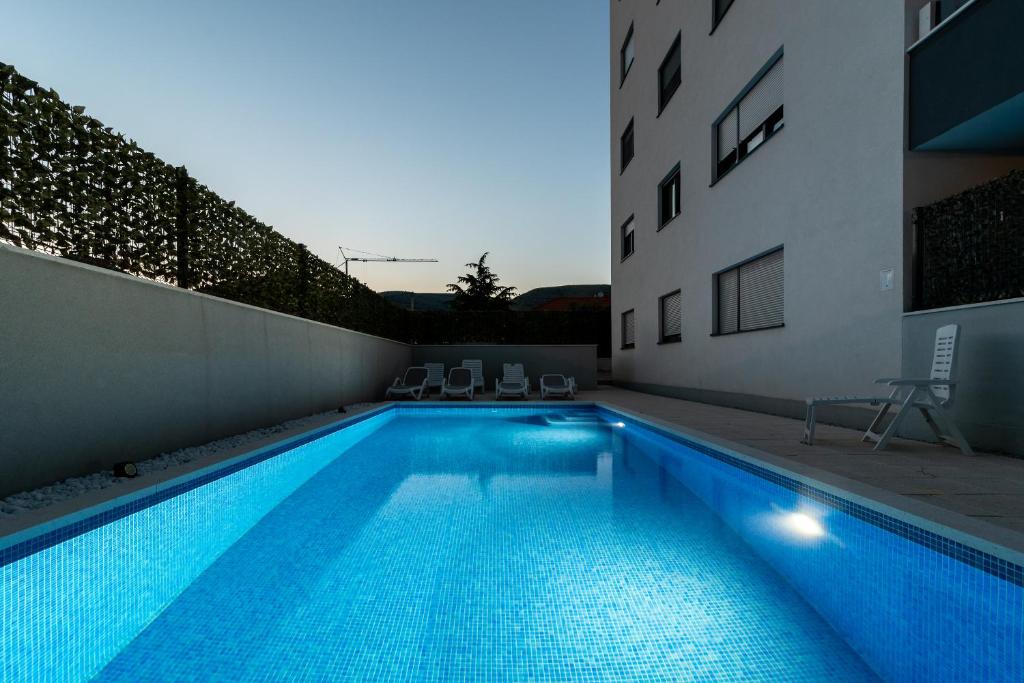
[113,461,139,478]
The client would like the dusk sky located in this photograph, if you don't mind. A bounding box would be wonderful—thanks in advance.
[2,0,610,293]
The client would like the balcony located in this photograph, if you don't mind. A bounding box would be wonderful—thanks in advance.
[908,0,1024,151]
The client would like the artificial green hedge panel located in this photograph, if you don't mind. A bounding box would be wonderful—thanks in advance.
[0,61,405,340]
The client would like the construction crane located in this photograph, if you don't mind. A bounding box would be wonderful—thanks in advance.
[338,246,437,277]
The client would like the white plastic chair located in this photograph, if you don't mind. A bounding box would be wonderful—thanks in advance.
[495,362,530,399]
[441,367,474,400]
[540,374,575,400]
[803,324,973,454]
[423,362,444,395]
[461,359,485,395]
[385,367,430,401]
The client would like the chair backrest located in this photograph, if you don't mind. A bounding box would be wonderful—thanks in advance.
[929,323,960,405]
[502,363,525,382]
[423,362,444,388]
[462,359,484,387]
[404,367,429,386]
[448,367,473,387]
[541,374,566,388]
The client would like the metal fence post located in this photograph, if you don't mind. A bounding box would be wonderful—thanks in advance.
[175,166,191,289]
[297,243,309,317]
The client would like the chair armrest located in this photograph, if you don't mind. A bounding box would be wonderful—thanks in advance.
[884,378,956,387]
[392,377,401,386]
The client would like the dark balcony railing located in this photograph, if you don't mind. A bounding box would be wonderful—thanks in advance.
[908,0,1024,151]
[913,170,1024,311]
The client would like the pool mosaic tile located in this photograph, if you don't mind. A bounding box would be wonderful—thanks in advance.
[2,405,1021,681]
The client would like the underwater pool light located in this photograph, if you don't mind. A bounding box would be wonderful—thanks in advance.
[783,512,825,538]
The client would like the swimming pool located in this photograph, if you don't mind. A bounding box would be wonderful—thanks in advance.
[1,404,1021,681]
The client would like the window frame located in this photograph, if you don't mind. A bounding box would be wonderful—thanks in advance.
[711,245,785,337]
[620,23,635,86]
[620,118,635,173]
[657,33,682,115]
[710,46,784,186]
[620,214,635,261]
[621,308,636,350]
[658,289,682,344]
[657,163,681,230]
[711,0,736,34]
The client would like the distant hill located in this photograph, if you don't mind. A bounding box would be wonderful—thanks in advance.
[381,284,611,312]
[510,284,610,311]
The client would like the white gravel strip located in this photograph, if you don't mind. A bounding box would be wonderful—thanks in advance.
[0,404,375,518]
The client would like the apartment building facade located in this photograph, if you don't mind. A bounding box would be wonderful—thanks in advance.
[610,0,1024,450]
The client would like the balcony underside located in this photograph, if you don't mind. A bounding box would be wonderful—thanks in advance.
[915,89,1024,152]
[909,0,1024,152]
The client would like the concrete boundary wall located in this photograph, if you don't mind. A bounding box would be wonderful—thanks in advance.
[411,345,598,390]
[0,245,412,496]
[901,299,1024,456]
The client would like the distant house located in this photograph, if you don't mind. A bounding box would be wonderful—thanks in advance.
[380,291,454,311]
[510,285,611,312]
[383,285,613,313]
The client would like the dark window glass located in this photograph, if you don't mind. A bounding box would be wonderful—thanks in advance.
[621,309,636,348]
[939,0,971,21]
[659,290,682,343]
[620,119,635,171]
[620,24,635,83]
[658,164,681,228]
[714,248,784,334]
[658,34,681,113]
[621,216,635,259]
[714,50,783,182]
[713,0,736,29]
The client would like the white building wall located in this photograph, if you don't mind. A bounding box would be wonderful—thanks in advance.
[611,0,908,408]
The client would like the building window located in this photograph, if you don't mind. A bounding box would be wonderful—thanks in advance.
[712,0,736,32]
[657,33,681,113]
[713,48,784,183]
[659,290,682,343]
[620,119,635,172]
[621,215,635,260]
[658,163,681,228]
[620,23,635,84]
[621,309,636,349]
[714,247,784,335]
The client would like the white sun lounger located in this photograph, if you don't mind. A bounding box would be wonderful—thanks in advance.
[540,374,576,400]
[441,367,474,400]
[461,359,485,396]
[385,367,430,401]
[423,363,444,396]
[495,362,530,399]
[803,324,972,454]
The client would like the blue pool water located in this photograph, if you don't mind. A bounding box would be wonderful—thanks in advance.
[2,406,1022,682]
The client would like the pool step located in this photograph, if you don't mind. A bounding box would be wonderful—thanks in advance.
[541,414,614,427]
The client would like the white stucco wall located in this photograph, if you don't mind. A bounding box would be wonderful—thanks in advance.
[0,245,412,496]
[610,1,1024,418]
[611,0,907,403]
